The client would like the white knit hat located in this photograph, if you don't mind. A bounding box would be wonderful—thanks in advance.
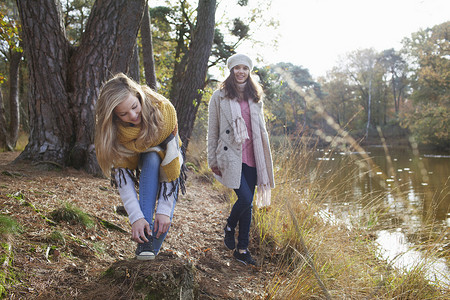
[226,53,253,71]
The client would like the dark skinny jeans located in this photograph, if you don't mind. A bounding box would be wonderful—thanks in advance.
[227,163,257,250]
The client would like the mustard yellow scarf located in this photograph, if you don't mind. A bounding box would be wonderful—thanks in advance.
[114,98,182,182]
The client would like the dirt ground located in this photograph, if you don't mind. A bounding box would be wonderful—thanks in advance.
[0,152,276,299]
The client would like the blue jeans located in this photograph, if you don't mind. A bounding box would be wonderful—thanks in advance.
[227,163,257,250]
[139,152,177,254]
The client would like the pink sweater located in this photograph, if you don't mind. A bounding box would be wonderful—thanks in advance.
[239,99,256,167]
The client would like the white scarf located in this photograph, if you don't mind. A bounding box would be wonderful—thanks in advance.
[229,83,271,207]
[230,108,249,144]
[230,83,249,144]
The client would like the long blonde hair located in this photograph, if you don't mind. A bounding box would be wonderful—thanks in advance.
[94,73,164,176]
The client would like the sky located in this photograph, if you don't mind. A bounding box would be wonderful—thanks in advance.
[243,0,450,78]
[151,0,449,79]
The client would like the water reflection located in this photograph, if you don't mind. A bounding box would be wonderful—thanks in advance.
[376,230,449,287]
[311,146,449,230]
[308,146,449,285]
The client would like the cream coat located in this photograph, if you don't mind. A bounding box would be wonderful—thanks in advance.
[207,89,275,189]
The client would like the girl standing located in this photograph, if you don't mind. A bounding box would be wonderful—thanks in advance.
[207,53,275,265]
[95,73,184,260]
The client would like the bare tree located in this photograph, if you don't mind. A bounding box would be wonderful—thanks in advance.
[346,49,378,138]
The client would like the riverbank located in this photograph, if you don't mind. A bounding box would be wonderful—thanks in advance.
[1,149,448,299]
[286,123,449,151]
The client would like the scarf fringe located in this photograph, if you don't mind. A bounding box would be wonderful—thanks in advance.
[255,184,271,208]
[111,168,140,189]
[233,116,249,144]
[110,146,187,201]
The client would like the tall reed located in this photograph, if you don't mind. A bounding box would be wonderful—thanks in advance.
[251,134,448,299]
[251,67,449,299]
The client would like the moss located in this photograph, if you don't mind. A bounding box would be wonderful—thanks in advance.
[0,215,21,238]
[0,243,9,266]
[0,271,6,298]
[6,192,24,202]
[101,267,116,278]
[50,203,95,228]
[185,162,198,172]
[47,230,66,245]
[0,242,17,299]
[92,242,105,254]
[98,219,127,233]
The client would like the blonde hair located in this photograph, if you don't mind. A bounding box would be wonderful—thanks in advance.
[94,73,165,176]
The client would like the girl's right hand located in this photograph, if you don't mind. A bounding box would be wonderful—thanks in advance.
[131,218,151,243]
[211,166,222,176]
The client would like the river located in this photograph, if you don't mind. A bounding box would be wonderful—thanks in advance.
[308,145,449,286]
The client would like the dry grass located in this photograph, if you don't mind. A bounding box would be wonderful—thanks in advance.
[248,135,449,299]
[187,121,448,298]
[247,67,450,299]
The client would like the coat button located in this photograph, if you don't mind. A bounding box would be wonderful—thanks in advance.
[226,130,230,134]
[224,146,228,151]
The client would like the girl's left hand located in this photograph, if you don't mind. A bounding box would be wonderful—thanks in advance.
[131,218,151,243]
[154,214,171,238]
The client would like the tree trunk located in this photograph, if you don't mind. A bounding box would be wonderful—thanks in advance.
[365,79,372,138]
[16,0,146,174]
[129,44,141,82]
[302,97,307,130]
[170,26,190,102]
[290,102,299,129]
[0,49,21,152]
[67,0,146,174]
[383,85,387,125]
[0,89,7,149]
[16,0,72,164]
[392,76,399,114]
[8,49,23,150]
[141,3,157,90]
[172,0,216,146]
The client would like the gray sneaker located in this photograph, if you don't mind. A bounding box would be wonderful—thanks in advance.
[135,232,155,260]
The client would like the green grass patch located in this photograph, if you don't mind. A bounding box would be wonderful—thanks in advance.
[6,192,25,202]
[0,215,21,237]
[50,203,95,229]
[0,242,18,299]
[185,162,198,172]
[46,230,66,245]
